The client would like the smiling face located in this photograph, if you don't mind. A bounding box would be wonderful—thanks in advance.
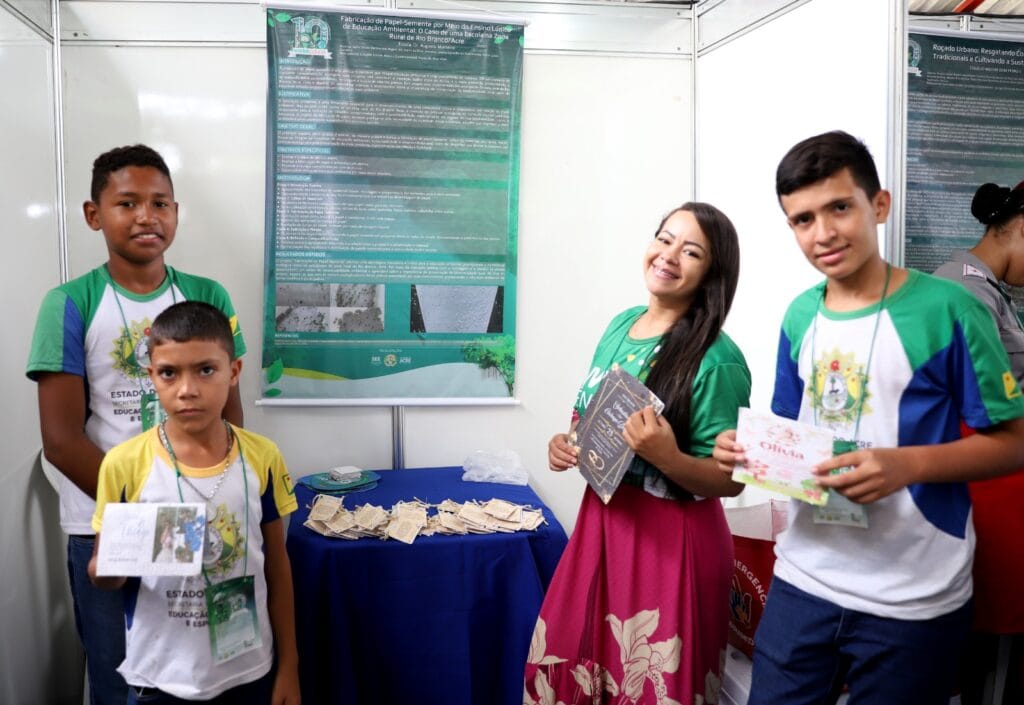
[84,165,178,270]
[148,338,240,440]
[643,209,713,309]
[780,167,891,284]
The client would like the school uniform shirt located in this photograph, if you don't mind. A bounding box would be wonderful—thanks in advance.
[26,265,245,534]
[933,250,1024,385]
[92,425,297,700]
[573,305,751,500]
[771,269,1024,620]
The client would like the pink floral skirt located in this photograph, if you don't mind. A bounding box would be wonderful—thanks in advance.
[524,483,733,705]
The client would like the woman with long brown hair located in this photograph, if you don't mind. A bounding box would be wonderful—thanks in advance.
[525,202,750,705]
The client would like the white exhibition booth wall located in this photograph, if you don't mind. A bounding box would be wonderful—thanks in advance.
[696,0,896,502]
[1,0,902,702]
[1,3,85,704]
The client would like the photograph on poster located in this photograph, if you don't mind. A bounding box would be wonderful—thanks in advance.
[275,283,385,333]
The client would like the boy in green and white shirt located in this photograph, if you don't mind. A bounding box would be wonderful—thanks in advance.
[26,145,245,704]
[714,131,1024,704]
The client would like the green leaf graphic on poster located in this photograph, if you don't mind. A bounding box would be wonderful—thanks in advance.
[275,12,291,22]
[494,36,506,44]
[265,388,283,398]
[266,358,285,383]
[463,336,515,394]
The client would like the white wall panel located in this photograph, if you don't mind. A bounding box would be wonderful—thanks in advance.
[696,0,892,503]
[61,0,266,42]
[0,5,82,704]
[698,0,810,53]
[3,0,50,35]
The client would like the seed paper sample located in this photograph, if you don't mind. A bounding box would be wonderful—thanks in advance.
[302,495,548,543]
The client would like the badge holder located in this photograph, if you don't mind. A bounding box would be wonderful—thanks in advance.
[206,575,262,663]
[813,439,868,528]
[164,421,263,664]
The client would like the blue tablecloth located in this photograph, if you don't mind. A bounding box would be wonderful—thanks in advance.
[286,467,569,705]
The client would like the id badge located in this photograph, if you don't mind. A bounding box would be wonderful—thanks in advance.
[205,575,262,663]
[813,439,868,528]
[140,391,166,432]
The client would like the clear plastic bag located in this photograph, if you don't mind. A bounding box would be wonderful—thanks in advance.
[461,449,529,485]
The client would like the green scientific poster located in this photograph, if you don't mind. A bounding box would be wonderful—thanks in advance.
[905,32,1024,320]
[263,4,524,401]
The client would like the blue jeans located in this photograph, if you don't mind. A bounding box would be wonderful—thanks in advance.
[127,666,274,705]
[68,535,128,705]
[749,577,971,705]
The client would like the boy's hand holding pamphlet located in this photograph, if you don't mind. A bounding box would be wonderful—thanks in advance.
[573,365,665,504]
[732,408,834,506]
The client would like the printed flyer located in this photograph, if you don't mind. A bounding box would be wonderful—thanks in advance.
[96,503,206,577]
[732,408,834,506]
[573,366,664,504]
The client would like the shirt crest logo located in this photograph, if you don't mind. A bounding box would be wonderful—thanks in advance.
[808,347,871,425]
[205,502,246,579]
[110,318,154,379]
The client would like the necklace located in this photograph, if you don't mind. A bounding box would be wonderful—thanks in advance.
[159,419,234,502]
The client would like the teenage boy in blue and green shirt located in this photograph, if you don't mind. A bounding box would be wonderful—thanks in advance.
[714,131,1024,704]
[26,145,245,705]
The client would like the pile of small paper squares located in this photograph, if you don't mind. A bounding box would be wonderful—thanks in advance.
[304,494,547,544]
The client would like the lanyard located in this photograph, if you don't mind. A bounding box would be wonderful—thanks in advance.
[104,265,178,398]
[160,421,249,586]
[809,264,891,442]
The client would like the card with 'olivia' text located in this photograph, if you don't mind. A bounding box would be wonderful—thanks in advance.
[732,408,834,506]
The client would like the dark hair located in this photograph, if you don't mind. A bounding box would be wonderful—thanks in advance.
[971,181,1024,229]
[90,144,173,203]
[643,202,740,451]
[776,131,881,202]
[149,301,235,359]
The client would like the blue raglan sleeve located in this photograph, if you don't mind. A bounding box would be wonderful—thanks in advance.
[26,288,86,380]
[770,289,819,421]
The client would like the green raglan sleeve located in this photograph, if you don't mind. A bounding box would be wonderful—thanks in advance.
[173,271,247,357]
[956,294,1024,428]
[688,339,751,457]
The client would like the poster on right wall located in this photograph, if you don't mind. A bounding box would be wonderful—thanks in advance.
[905,31,1024,321]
